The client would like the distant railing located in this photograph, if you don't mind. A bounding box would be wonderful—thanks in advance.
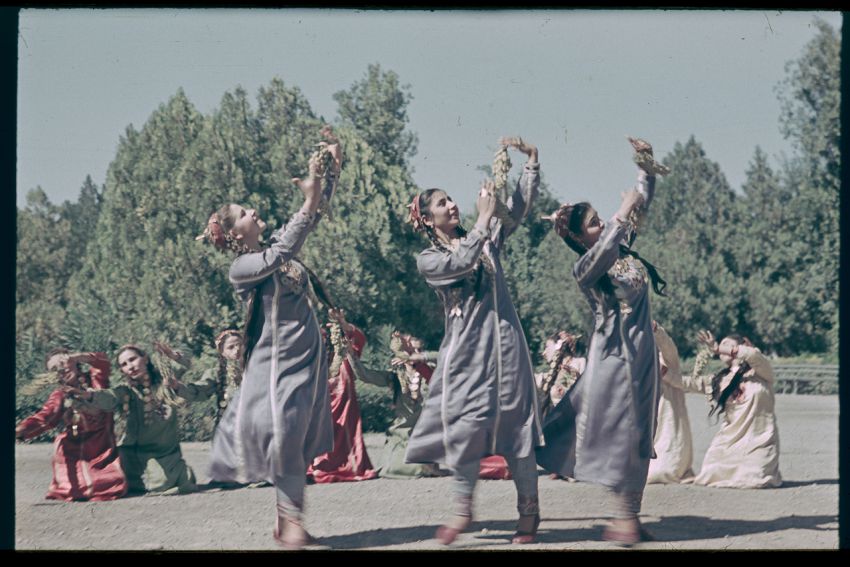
[772,364,839,394]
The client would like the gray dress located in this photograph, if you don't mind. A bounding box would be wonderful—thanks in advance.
[405,163,544,469]
[537,170,660,493]
[173,368,263,483]
[226,209,333,486]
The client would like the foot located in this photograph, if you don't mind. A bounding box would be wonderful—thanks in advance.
[511,513,541,544]
[603,518,653,546]
[435,514,472,545]
[273,515,315,550]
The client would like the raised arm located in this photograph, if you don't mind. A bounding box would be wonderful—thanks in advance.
[229,209,318,291]
[573,187,644,288]
[416,225,490,287]
[735,345,775,387]
[681,348,715,396]
[67,352,111,388]
[498,136,540,243]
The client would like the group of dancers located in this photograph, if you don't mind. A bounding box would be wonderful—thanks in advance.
[16,129,782,549]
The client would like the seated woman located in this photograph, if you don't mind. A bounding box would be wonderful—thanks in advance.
[16,349,127,501]
[535,331,586,411]
[163,330,268,488]
[534,331,586,481]
[67,343,197,495]
[646,321,695,484]
[306,308,378,483]
[345,330,446,479]
[683,330,782,488]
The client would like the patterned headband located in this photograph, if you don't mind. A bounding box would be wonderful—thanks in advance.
[196,212,247,254]
[543,202,581,242]
[406,194,426,233]
[214,329,242,352]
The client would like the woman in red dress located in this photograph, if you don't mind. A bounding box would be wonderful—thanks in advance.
[306,309,377,483]
[16,349,127,501]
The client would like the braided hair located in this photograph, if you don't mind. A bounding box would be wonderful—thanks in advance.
[411,188,468,252]
[553,202,667,297]
[199,204,337,369]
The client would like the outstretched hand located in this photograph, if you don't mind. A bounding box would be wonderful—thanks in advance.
[153,341,181,362]
[697,330,718,353]
[499,136,536,157]
[328,308,354,334]
[477,179,498,218]
[291,175,323,203]
[627,136,654,155]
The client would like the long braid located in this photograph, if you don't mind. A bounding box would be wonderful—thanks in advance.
[214,355,227,426]
[709,360,751,421]
[540,342,570,416]
[553,202,667,297]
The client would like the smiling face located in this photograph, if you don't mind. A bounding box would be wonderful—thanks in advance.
[225,204,267,244]
[421,190,460,235]
[117,348,150,381]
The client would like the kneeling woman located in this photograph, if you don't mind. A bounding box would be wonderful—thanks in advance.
[69,343,197,496]
[405,136,544,545]
[685,330,781,488]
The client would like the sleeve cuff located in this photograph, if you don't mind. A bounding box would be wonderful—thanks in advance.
[469,225,489,239]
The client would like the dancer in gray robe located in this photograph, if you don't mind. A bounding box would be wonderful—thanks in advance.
[538,137,669,546]
[405,136,544,545]
[197,127,341,549]
[164,330,268,487]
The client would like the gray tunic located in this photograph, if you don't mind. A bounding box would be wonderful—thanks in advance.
[537,170,660,493]
[405,163,544,469]
[173,368,263,483]
[227,208,333,485]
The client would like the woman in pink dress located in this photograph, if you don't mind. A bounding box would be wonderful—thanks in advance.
[307,309,377,483]
[16,349,127,501]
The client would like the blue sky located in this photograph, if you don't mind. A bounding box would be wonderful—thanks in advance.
[17,9,842,218]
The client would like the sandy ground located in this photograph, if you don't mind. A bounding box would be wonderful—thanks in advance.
[14,394,838,551]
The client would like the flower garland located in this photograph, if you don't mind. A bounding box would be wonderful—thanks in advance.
[491,145,516,231]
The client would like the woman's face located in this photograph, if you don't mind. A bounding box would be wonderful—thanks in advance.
[226,204,266,243]
[719,337,740,366]
[408,337,424,353]
[578,207,604,249]
[219,335,242,361]
[46,353,79,386]
[423,191,460,234]
[118,349,149,380]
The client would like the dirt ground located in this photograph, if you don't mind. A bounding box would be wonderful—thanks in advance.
[14,394,838,551]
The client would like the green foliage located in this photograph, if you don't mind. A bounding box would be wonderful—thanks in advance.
[638,137,746,357]
[334,63,418,168]
[17,24,841,439]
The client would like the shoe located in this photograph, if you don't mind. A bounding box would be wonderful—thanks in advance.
[511,513,540,544]
[273,514,315,550]
[435,515,472,545]
[603,518,653,546]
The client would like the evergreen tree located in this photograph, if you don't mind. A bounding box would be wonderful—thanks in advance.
[639,137,745,356]
[333,63,418,168]
[774,18,840,354]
